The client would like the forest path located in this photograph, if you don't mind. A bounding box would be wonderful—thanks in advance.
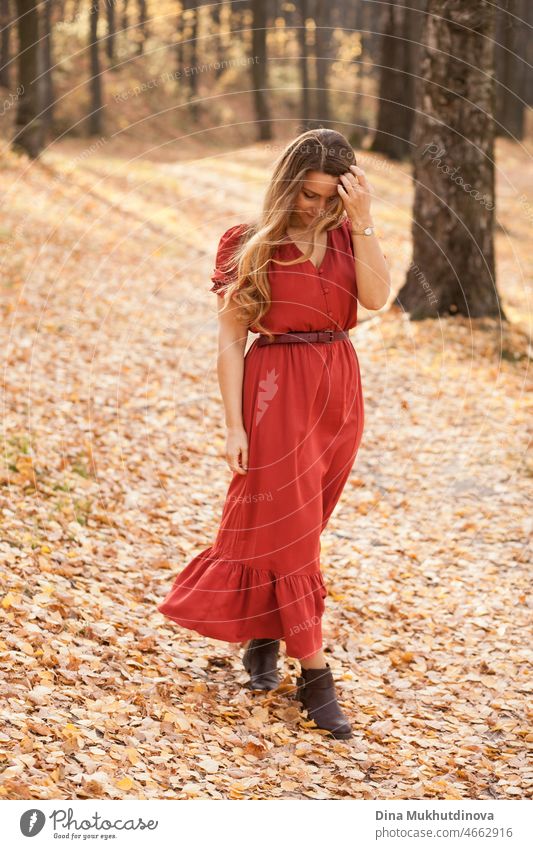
[0,136,530,800]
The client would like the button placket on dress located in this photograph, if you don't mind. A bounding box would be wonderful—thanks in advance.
[317,266,335,324]
[286,228,336,329]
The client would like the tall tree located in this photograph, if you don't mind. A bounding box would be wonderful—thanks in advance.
[88,0,103,134]
[13,0,44,157]
[41,0,55,134]
[106,0,116,62]
[136,0,147,55]
[397,0,503,320]
[251,0,272,140]
[121,0,129,34]
[311,0,333,128]
[0,0,11,89]
[495,0,529,140]
[181,0,199,119]
[175,0,185,73]
[296,0,311,133]
[351,0,369,147]
[371,0,426,160]
[525,0,533,107]
[210,0,225,80]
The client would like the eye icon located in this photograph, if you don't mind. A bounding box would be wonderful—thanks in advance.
[20,809,46,836]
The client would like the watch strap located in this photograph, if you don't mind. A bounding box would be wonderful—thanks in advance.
[351,225,375,236]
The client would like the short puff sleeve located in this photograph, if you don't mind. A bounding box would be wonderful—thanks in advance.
[209,223,248,296]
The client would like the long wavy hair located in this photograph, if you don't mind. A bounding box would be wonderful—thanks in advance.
[217,128,357,341]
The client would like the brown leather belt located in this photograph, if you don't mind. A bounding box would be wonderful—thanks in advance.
[256,329,350,346]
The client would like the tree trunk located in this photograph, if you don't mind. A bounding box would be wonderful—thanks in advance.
[397,0,503,320]
[183,0,199,120]
[351,0,372,147]
[13,0,44,157]
[121,0,129,33]
[136,0,147,55]
[211,0,225,80]
[88,0,103,135]
[495,0,528,139]
[41,0,54,134]
[175,1,184,73]
[296,0,311,134]
[525,0,533,106]
[251,0,272,140]
[371,0,426,160]
[0,0,11,89]
[311,0,331,128]
[106,0,116,63]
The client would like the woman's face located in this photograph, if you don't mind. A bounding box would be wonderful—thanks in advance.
[292,170,340,226]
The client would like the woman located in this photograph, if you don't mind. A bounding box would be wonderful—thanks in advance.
[158,129,390,740]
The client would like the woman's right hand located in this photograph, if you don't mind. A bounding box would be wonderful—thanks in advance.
[225,426,248,474]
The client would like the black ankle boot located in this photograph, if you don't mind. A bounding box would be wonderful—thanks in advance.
[242,639,280,690]
[295,663,353,740]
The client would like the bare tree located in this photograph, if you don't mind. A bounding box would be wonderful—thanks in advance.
[210,0,225,80]
[0,0,12,89]
[371,0,426,160]
[136,0,147,55]
[106,0,116,62]
[175,0,185,73]
[296,0,311,133]
[495,0,529,140]
[179,0,199,119]
[89,0,103,134]
[41,0,54,134]
[121,0,129,33]
[397,0,503,320]
[310,0,333,128]
[251,0,271,140]
[525,0,533,106]
[13,0,44,157]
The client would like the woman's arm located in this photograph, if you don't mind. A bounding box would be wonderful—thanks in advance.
[215,295,249,475]
[350,222,391,312]
[338,164,392,311]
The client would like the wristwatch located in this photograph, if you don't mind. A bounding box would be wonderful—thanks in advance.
[351,225,375,236]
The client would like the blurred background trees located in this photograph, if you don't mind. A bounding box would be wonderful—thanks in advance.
[1,0,531,320]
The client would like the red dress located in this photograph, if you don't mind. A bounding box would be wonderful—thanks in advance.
[157,216,364,659]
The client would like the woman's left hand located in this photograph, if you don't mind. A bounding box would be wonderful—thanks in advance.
[337,165,373,227]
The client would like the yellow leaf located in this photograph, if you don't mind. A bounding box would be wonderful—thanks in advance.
[126,748,139,765]
[162,711,190,731]
[1,593,16,609]
[116,777,133,790]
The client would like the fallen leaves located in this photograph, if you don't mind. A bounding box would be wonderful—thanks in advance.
[0,137,530,802]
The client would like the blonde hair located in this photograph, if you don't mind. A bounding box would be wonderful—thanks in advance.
[218,128,357,341]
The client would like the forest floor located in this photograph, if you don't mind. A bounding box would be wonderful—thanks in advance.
[0,132,531,800]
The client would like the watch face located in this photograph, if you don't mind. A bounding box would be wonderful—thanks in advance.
[364,227,373,235]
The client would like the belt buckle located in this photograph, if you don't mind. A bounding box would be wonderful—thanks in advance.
[324,329,334,343]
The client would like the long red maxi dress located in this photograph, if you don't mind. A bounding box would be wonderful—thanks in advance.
[157,215,364,659]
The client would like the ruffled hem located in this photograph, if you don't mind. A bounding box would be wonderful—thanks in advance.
[157,546,328,660]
